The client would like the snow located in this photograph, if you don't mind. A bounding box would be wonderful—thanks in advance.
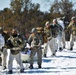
[1,41,76,75]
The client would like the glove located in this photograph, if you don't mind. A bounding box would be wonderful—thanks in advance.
[47,37,52,41]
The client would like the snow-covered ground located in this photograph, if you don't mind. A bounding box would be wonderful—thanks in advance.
[1,41,76,75]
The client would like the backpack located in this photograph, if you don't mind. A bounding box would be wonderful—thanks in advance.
[30,34,40,47]
[36,27,44,44]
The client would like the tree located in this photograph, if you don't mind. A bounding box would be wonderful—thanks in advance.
[43,0,75,21]
[0,8,13,30]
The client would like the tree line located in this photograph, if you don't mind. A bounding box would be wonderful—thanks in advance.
[0,0,76,35]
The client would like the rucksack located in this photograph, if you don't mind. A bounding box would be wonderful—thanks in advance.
[36,27,44,34]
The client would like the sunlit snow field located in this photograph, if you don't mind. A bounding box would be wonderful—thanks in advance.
[1,41,76,75]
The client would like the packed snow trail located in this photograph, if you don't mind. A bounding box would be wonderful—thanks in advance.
[1,42,76,75]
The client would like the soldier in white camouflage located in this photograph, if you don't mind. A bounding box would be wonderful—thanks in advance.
[43,21,59,57]
[28,28,42,69]
[56,18,66,51]
[0,27,8,70]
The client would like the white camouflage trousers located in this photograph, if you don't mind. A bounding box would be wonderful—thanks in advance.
[57,31,65,49]
[1,48,7,67]
[44,38,58,56]
[8,51,24,70]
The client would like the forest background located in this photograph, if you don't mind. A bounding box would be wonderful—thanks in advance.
[0,0,76,35]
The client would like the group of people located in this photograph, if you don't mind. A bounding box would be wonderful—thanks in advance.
[43,17,66,57]
[0,16,76,74]
[0,28,25,74]
[43,16,76,57]
[0,27,44,74]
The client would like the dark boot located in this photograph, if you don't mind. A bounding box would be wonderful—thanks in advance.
[53,53,56,56]
[38,65,42,68]
[7,70,13,74]
[0,63,1,66]
[0,56,2,66]
[59,47,63,51]
[29,65,33,69]
[20,68,24,73]
[51,53,56,57]
[63,46,65,49]
[44,54,46,57]
[55,50,57,52]
[70,47,73,51]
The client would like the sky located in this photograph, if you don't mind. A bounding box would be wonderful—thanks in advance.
[0,0,50,12]
[0,0,10,10]
[0,0,76,12]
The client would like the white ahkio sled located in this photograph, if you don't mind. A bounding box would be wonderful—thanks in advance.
[21,43,44,63]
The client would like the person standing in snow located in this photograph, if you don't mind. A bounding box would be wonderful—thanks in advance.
[67,17,76,50]
[28,28,42,69]
[57,17,66,51]
[0,27,6,68]
[7,28,25,74]
[43,21,58,57]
